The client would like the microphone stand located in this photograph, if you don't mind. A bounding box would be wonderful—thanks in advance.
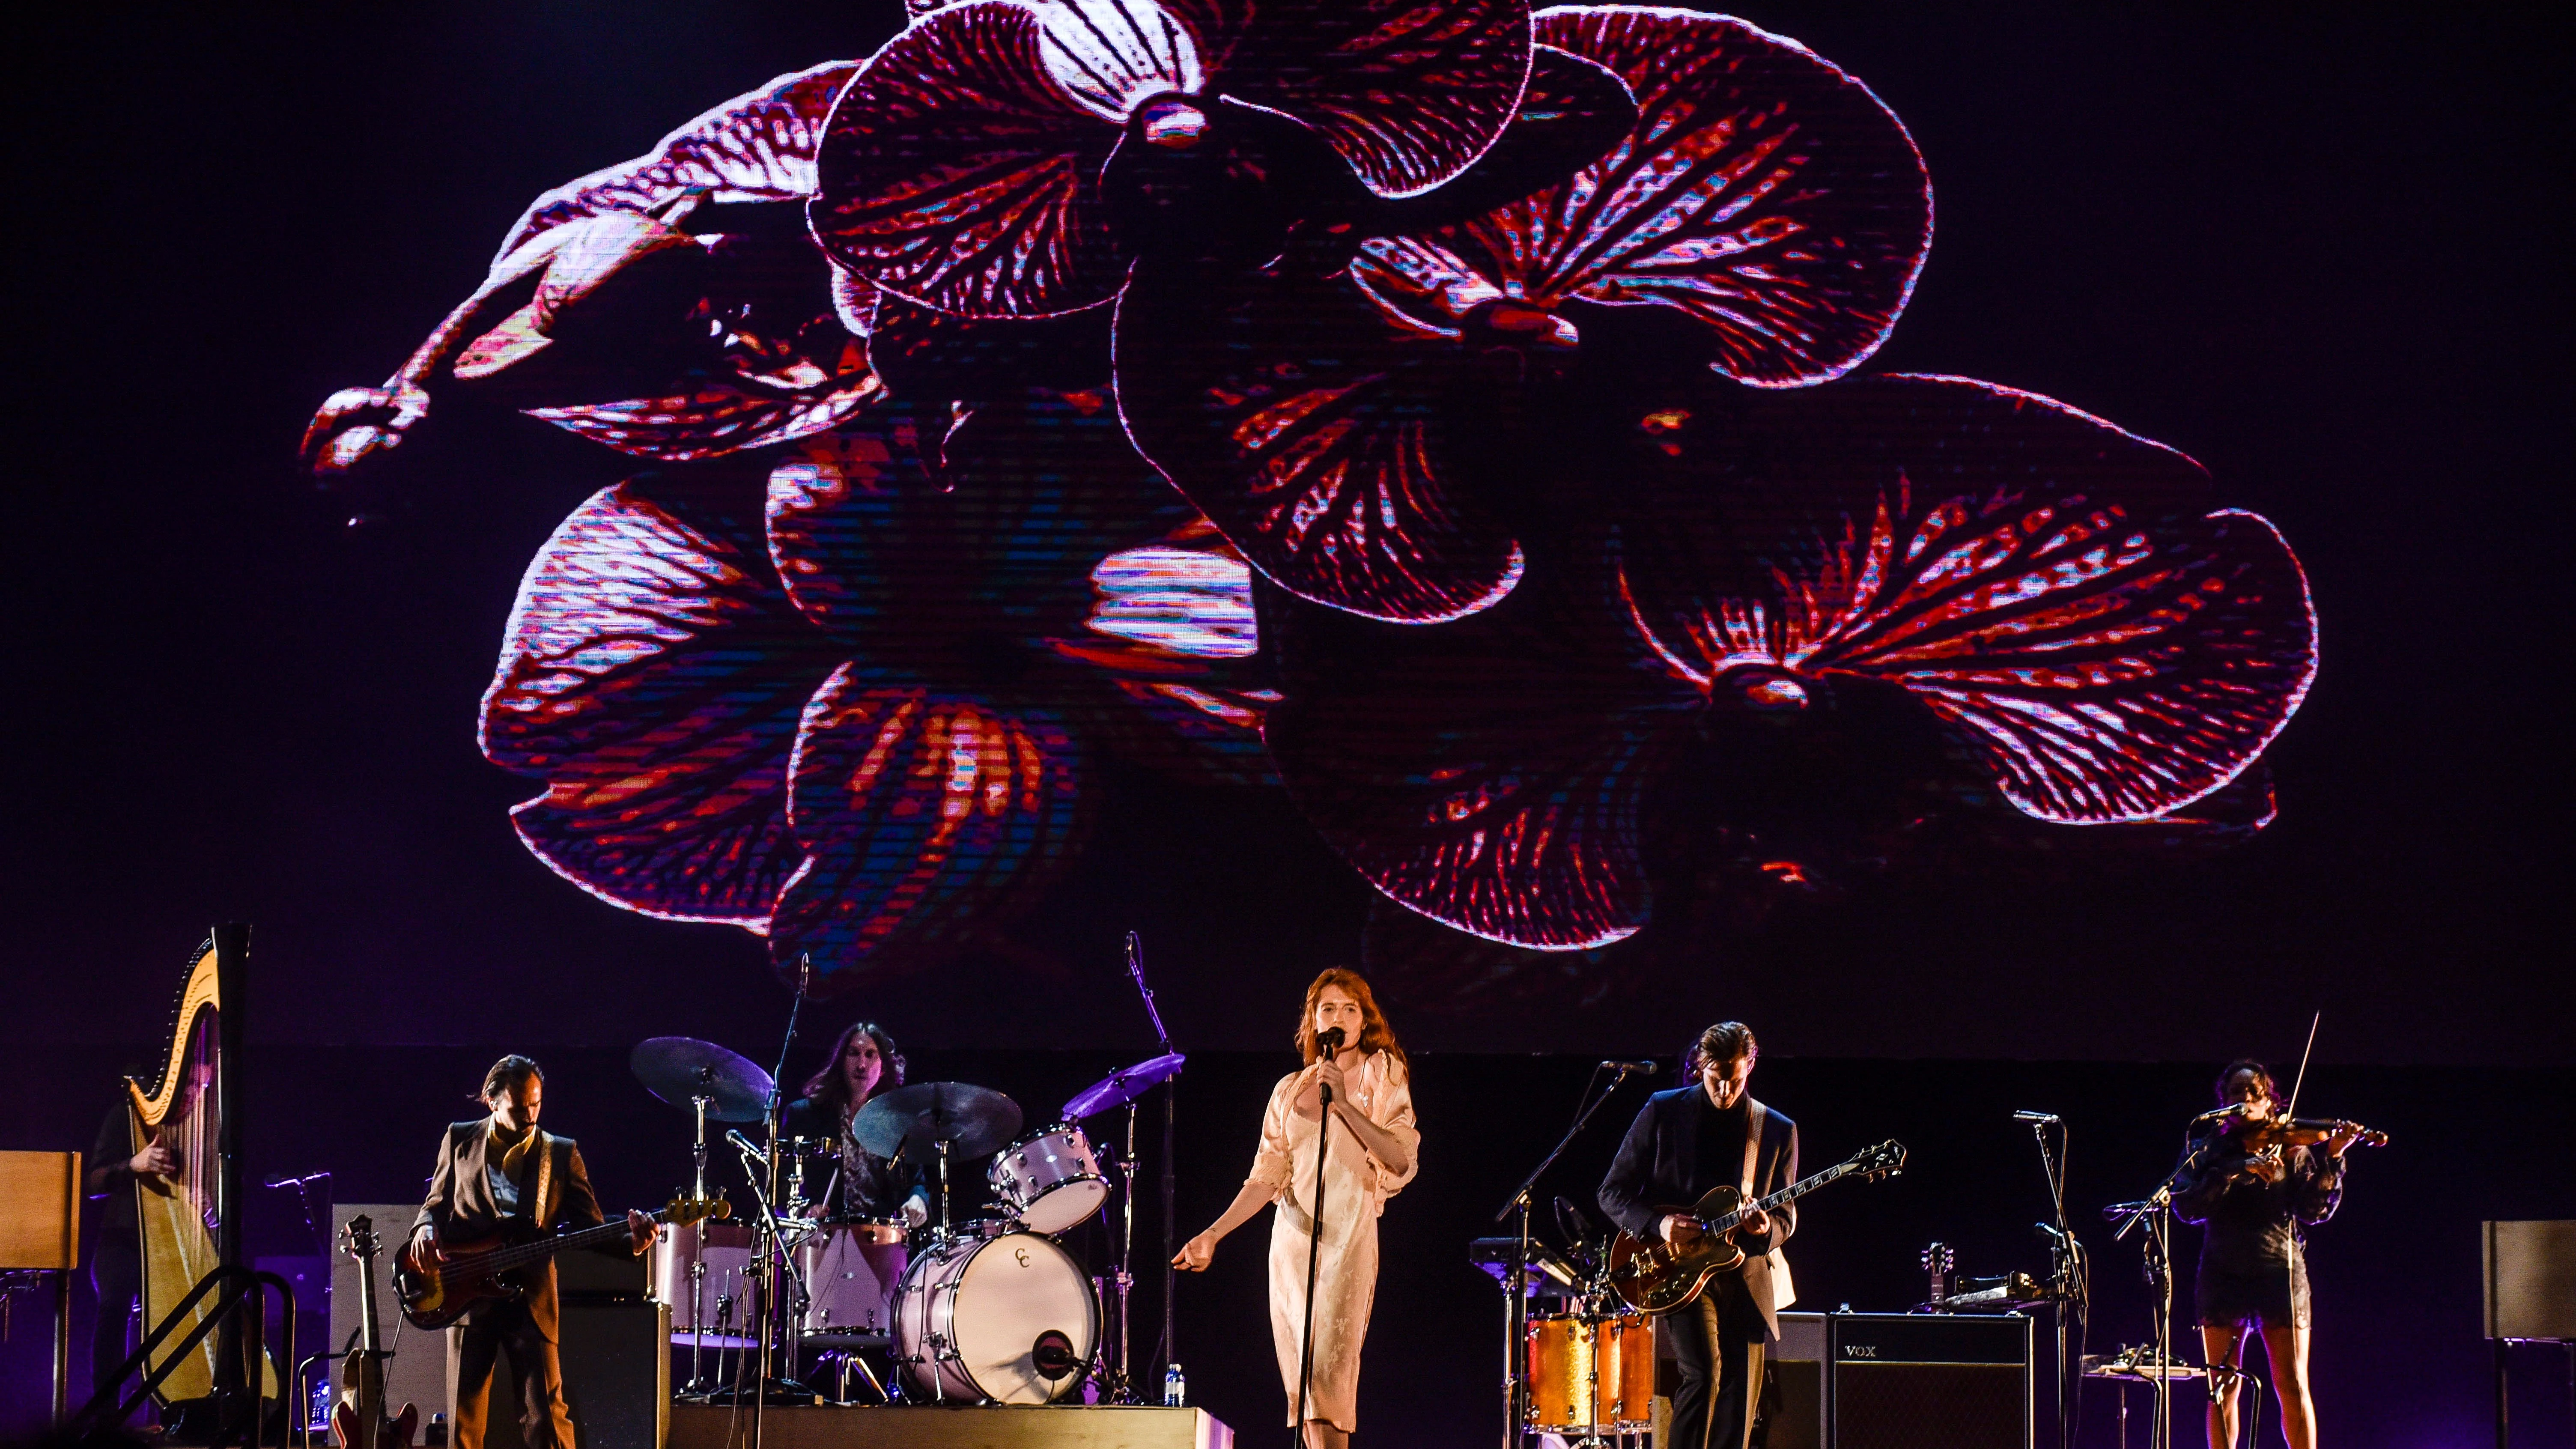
[1292,1030,1343,1447]
[1490,1064,1640,1449]
[1125,931,1182,1397]
[750,960,814,1447]
[2107,1182,2181,1449]
[2023,1114,2086,1449]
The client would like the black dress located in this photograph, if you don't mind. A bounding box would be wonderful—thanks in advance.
[2171,1123,2344,1330]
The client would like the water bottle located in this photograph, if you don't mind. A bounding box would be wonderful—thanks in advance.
[1163,1361,1186,1406]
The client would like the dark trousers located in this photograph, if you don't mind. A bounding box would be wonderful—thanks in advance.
[1664,1272,1768,1449]
[90,1240,141,1417]
[453,1294,577,1449]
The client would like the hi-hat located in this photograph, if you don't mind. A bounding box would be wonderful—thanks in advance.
[852,1082,1022,1163]
[632,1037,775,1124]
[1061,1052,1186,1121]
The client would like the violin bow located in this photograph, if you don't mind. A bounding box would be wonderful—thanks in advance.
[2283,1009,2322,1119]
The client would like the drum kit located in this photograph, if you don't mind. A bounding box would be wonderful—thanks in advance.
[630,1035,1184,1406]
[1471,1238,1657,1442]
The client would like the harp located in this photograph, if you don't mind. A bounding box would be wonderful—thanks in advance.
[124,929,278,1415]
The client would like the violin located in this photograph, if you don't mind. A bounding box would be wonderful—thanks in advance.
[2194,1103,2388,1152]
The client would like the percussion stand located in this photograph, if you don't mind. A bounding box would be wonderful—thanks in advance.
[1105,1101,1141,1403]
[1491,1064,1642,1449]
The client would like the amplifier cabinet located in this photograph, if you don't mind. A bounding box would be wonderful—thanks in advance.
[1826,1313,2030,1449]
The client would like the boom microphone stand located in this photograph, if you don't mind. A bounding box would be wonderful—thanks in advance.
[1292,1027,1345,1447]
[1490,1062,1648,1449]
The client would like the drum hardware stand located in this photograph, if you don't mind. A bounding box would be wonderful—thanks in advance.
[1108,1101,1141,1402]
[1491,1062,1647,1449]
[683,1261,711,1394]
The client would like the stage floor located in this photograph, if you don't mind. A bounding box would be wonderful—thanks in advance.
[667,1404,1233,1449]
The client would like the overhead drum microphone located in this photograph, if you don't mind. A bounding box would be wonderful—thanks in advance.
[2013,1110,2061,1123]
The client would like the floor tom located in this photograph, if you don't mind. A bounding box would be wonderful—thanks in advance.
[1526,1312,1654,1432]
[651,1219,755,1333]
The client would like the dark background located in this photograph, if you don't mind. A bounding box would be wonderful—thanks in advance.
[6,2,2569,1443]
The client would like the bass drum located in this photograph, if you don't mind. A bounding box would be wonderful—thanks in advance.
[894,1231,1097,1403]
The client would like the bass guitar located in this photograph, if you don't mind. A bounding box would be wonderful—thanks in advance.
[1607,1140,1905,1314]
[394,1193,727,1331]
[331,1216,417,1449]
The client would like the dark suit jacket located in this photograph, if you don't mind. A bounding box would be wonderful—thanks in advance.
[414,1120,609,1335]
[1598,1088,1799,1336]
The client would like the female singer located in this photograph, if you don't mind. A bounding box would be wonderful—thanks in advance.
[2173,1059,2362,1449]
[1174,968,1419,1448]
[787,1022,929,1226]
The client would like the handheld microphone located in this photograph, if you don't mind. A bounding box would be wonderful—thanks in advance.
[2013,1110,2061,1123]
[1602,1060,1658,1074]
[1315,1027,1345,1104]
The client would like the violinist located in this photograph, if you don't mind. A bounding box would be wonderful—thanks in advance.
[2172,1059,2368,1449]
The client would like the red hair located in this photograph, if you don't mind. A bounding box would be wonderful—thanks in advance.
[1295,968,1407,1072]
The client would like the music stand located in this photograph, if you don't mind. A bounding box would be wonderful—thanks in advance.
[2481,1219,2576,1449]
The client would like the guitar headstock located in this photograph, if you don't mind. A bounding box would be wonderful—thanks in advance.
[1849,1140,1907,1181]
[1921,1240,1953,1273]
[664,1193,732,1229]
[341,1213,380,1262]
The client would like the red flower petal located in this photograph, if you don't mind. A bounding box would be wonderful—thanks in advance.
[1262,582,1674,948]
[482,473,841,924]
[1396,6,1929,385]
[1616,374,2316,823]
[501,61,862,257]
[1222,0,1533,198]
[770,671,1082,988]
[812,2,1130,318]
[528,378,881,462]
[1115,261,1525,622]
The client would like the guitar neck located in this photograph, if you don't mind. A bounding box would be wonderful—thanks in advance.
[479,1210,659,1273]
[1707,1162,1854,1231]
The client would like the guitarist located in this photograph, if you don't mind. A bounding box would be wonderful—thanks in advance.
[1598,1022,1797,1449]
[409,1055,653,1449]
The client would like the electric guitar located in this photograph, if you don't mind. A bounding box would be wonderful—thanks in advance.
[332,1216,418,1449]
[394,1193,727,1331]
[1606,1140,1905,1314]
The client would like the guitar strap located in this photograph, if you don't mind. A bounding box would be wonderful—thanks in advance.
[531,1132,554,1230]
[1740,1099,1795,1310]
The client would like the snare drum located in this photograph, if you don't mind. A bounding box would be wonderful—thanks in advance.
[651,1219,755,1332]
[1526,1312,1654,1431]
[893,1230,1098,1403]
[797,1220,907,1334]
[988,1125,1108,1234]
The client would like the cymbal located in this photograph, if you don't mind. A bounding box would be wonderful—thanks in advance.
[852,1082,1022,1163]
[631,1037,775,1123]
[1061,1052,1185,1121]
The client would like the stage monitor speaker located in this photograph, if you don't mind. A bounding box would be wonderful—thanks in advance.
[441,1282,669,1449]
[1827,1313,2030,1449]
[2482,1220,2576,1341]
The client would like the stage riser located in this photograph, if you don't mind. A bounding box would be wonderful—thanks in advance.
[668,1404,1231,1449]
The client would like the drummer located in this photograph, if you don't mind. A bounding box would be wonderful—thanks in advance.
[787,1022,932,1228]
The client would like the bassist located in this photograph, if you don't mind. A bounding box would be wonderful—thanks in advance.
[410,1055,653,1449]
[1598,1023,1797,1449]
